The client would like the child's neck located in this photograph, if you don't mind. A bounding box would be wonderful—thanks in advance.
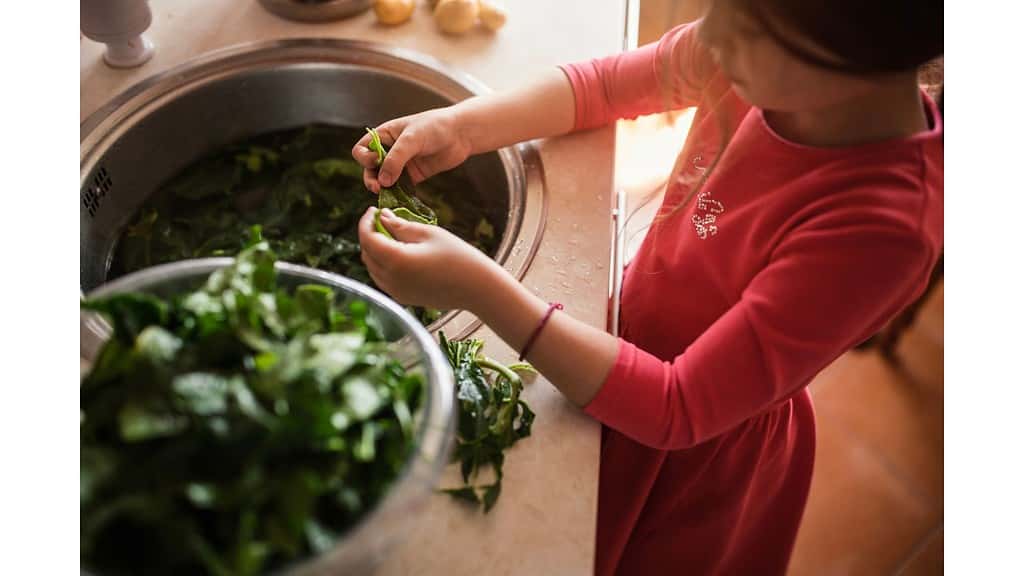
[764,74,929,148]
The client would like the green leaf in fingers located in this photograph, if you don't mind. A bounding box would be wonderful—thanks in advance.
[365,127,438,238]
[366,126,386,166]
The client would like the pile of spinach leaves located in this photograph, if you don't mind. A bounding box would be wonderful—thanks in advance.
[81,242,425,576]
[110,124,498,326]
[438,332,536,512]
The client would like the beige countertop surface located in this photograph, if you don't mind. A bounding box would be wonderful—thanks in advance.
[81,1,628,574]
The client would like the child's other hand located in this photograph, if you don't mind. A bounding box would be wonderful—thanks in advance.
[358,207,499,311]
[352,108,472,194]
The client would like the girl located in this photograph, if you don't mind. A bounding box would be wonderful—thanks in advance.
[353,1,943,574]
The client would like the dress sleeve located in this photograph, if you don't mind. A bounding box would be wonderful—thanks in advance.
[559,22,719,131]
[584,204,936,450]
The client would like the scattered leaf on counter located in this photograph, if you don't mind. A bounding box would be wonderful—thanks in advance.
[439,332,535,512]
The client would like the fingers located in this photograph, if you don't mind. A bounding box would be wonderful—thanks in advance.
[352,115,465,192]
[357,208,408,264]
[361,244,391,291]
[352,133,381,193]
[358,206,386,250]
[360,239,386,272]
[352,131,373,160]
[352,132,379,169]
[404,160,426,184]
[405,156,444,184]
[353,119,410,191]
[354,120,400,154]
[382,209,438,243]
[351,144,379,168]
[372,120,401,147]
[363,170,381,194]
[359,153,444,191]
[358,208,413,299]
[377,132,422,188]
[406,152,458,184]
[352,122,400,164]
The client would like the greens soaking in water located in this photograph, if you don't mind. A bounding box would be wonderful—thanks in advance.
[109,124,501,324]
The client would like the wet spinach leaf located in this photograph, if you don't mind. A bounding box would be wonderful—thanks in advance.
[365,127,438,239]
[438,332,536,512]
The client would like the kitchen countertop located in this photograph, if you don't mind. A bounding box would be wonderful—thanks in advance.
[80,1,629,574]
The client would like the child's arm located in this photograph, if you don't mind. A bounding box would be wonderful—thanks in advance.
[354,23,716,190]
[358,207,621,406]
[580,208,937,449]
[458,68,578,156]
[359,192,936,449]
[352,68,576,191]
[560,22,719,132]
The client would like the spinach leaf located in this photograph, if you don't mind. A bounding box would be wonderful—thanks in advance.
[235,146,280,174]
[438,332,535,513]
[81,243,425,576]
[312,158,363,180]
[81,293,169,344]
[365,127,438,239]
[167,156,241,200]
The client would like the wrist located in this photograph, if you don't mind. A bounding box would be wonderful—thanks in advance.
[449,99,481,156]
[462,257,510,318]
[465,259,549,350]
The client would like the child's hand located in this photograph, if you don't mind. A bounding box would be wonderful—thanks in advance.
[358,207,500,311]
[352,107,473,193]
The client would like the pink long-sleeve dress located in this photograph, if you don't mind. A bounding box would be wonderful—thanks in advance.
[559,23,943,575]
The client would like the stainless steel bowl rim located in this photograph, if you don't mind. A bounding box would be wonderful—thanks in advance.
[81,37,498,138]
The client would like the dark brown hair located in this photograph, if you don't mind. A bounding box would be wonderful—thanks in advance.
[735,0,943,74]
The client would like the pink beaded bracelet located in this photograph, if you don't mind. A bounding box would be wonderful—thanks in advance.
[519,302,564,361]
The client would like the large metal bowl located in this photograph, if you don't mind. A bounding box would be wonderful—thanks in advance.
[80,38,546,351]
[80,258,456,575]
